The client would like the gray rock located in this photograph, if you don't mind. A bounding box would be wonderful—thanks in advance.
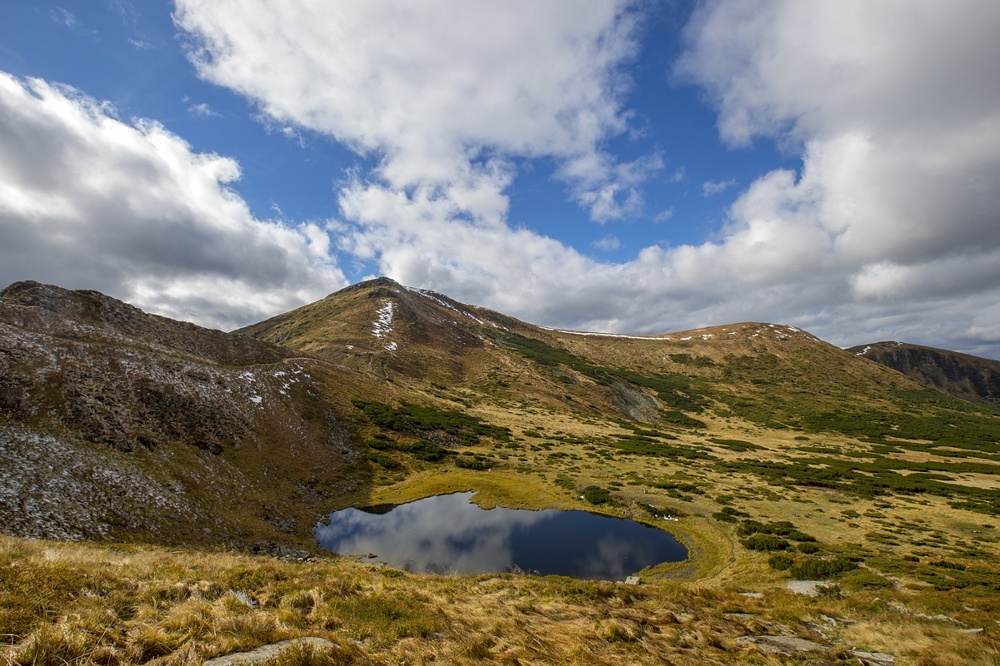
[786,580,839,597]
[203,637,336,665]
[624,575,641,585]
[851,650,896,665]
[735,635,826,655]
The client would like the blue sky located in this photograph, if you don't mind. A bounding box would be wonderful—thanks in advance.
[1,1,999,358]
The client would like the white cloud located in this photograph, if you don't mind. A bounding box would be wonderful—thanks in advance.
[49,8,79,29]
[166,1,1000,357]
[671,0,1000,354]
[0,71,345,329]
[187,102,219,118]
[174,0,650,224]
[653,208,675,224]
[592,236,621,252]
[701,179,736,197]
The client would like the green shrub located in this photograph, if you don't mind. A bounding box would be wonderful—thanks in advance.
[768,554,794,571]
[741,535,790,551]
[786,530,817,542]
[554,475,575,491]
[455,456,490,470]
[930,560,967,571]
[582,486,611,505]
[409,439,445,462]
[737,520,767,536]
[797,542,820,554]
[709,438,763,452]
[367,452,401,469]
[842,570,894,589]
[789,557,858,579]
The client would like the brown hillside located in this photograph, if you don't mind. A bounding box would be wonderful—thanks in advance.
[0,281,371,551]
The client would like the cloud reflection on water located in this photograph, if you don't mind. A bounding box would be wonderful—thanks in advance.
[314,492,685,579]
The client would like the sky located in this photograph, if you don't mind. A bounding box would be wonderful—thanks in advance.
[1,1,999,359]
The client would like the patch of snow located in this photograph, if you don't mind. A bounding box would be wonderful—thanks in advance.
[250,395,263,405]
[540,327,671,341]
[372,301,395,339]
[238,370,256,381]
[680,336,692,341]
[384,341,398,352]
[855,345,871,356]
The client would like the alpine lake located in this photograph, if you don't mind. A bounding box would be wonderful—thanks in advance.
[315,492,687,580]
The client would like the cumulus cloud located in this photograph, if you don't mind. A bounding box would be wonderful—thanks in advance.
[674,0,1000,354]
[0,71,346,329]
[174,0,651,225]
[168,0,1000,357]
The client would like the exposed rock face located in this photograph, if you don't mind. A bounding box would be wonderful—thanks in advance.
[0,281,367,548]
[849,341,1000,408]
[202,637,339,665]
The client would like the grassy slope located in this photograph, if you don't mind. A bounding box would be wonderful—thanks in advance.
[3,535,997,665]
[4,279,1000,663]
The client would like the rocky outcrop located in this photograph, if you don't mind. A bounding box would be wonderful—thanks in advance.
[850,341,1000,408]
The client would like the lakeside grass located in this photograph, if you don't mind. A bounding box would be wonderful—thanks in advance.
[3,535,998,665]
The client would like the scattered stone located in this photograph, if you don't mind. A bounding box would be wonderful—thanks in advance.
[960,627,985,636]
[251,541,313,562]
[203,637,336,665]
[735,635,826,655]
[851,650,896,665]
[739,592,764,598]
[786,580,839,597]
[624,575,641,585]
[723,613,759,620]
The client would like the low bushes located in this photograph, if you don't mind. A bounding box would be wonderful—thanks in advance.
[582,486,611,505]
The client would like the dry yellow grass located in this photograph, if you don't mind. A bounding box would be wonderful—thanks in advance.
[2,535,998,665]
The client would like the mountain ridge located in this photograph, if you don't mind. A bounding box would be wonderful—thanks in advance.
[3,277,1000,664]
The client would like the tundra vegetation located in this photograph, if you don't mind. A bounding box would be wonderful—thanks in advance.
[2,279,999,664]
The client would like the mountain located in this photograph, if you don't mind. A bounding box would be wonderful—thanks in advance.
[0,281,377,550]
[850,341,1000,408]
[3,277,1000,664]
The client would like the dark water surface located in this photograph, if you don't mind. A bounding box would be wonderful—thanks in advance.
[314,492,687,579]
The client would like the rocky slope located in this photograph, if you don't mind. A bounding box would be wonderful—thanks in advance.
[0,281,369,550]
[850,341,1000,408]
